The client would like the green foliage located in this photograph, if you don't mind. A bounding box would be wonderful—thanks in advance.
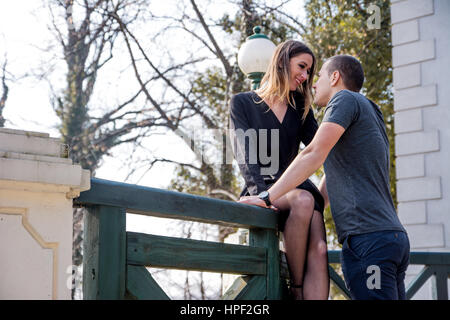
[191,67,228,126]
[302,0,396,208]
[171,166,209,196]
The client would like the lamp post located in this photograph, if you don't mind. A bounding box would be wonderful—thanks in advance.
[237,26,276,90]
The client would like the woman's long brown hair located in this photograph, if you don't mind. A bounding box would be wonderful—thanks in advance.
[255,40,316,120]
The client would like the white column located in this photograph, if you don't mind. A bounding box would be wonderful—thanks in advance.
[392,0,450,299]
[0,128,90,299]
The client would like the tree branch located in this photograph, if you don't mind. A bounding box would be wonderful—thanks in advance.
[0,59,9,127]
[115,15,218,130]
[189,0,233,76]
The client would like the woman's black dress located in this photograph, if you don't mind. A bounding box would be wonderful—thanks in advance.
[229,91,324,231]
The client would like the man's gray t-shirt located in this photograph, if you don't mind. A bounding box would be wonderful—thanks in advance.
[322,89,406,244]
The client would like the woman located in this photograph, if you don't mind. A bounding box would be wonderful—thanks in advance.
[229,40,329,300]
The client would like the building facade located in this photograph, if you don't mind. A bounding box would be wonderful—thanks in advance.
[392,0,450,298]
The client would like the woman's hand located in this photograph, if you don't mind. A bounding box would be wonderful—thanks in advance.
[238,196,279,211]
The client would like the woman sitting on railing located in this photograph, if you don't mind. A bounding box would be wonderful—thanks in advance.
[229,40,329,300]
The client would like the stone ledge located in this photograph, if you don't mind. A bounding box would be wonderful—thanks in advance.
[0,158,90,198]
[392,19,419,46]
[398,201,427,225]
[391,0,434,25]
[395,130,439,156]
[0,151,73,165]
[397,177,441,202]
[0,127,49,138]
[0,130,65,158]
[396,154,425,179]
[393,40,435,67]
[394,109,422,134]
[403,224,444,249]
[394,85,437,111]
[393,64,421,90]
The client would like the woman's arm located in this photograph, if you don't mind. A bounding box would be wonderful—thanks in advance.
[229,94,267,195]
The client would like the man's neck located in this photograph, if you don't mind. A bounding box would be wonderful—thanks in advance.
[327,86,348,105]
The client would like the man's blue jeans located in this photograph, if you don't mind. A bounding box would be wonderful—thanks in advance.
[340,230,410,300]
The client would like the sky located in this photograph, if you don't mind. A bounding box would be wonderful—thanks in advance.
[1,1,59,131]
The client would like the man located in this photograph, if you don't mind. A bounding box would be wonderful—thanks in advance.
[240,55,410,300]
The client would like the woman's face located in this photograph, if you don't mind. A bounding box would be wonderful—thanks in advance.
[288,53,313,91]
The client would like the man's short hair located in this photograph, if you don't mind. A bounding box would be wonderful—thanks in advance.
[326,55,364,92]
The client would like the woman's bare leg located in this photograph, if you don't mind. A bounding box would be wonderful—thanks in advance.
[272,189,315,300]
[303,211,329,300]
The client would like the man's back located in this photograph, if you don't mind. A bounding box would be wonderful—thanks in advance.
[322,89,405,243]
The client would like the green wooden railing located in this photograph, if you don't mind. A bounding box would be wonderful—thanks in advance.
[74,178,283,300]
[74,178,450,300]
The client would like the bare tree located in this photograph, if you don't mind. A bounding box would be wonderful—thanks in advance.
[44,0,187,298]
[42,0,302,299]
[0,57,9,127]
[48,0,153,171]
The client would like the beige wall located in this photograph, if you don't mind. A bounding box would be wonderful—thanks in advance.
[0,128,89,299]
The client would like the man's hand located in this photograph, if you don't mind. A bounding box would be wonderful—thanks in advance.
[238,196,279,211]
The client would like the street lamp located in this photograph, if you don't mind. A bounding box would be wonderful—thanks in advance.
[237,26,276,90]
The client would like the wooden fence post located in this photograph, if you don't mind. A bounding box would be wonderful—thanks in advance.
[249,228,282,300]
[432,266,449,300]
[83,205,126,299]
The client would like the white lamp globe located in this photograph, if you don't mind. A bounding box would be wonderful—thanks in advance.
[237,26,276,75]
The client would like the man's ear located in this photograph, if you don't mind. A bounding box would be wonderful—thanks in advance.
[330,70,340,87]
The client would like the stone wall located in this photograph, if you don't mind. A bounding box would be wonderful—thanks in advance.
[0,128,90,299]
[391,0,450,298]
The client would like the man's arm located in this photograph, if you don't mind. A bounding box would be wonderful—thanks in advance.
[239,122,345,207]
[267,122,345,202]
